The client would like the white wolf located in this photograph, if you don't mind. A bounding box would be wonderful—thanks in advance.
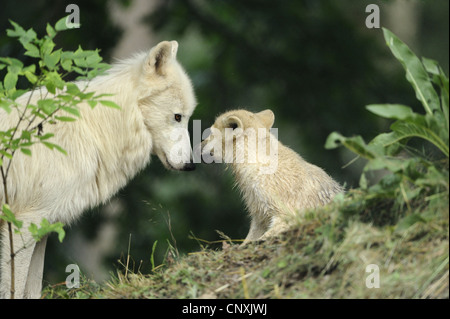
[0,40,196,298]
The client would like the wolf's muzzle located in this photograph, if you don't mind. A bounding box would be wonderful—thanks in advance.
[181,162,196,171]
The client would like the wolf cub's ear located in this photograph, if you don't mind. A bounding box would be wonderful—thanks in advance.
[146,40,178,75]
[256,109,275,128]
[223,115,244,131]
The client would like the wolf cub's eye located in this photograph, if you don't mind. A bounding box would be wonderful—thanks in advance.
[174,114,182,122]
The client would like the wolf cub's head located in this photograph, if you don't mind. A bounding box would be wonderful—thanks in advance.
[202,109,278,171]
[137,41,196,171]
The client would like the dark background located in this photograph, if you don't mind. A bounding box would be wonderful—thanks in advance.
[0,0,448,284]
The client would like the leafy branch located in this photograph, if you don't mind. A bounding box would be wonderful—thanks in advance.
[0,17,120,299]
[325,28,449,229]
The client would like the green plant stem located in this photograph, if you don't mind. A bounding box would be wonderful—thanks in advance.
[6,221,15,299]
[1,166,14,299]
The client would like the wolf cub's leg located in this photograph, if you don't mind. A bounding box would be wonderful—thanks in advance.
[260,216,290,241]
[242,219,268,245]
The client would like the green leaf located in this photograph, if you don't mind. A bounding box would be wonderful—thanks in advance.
[40,37,55,57]
[0,150,13,159]
[0,57,23,70]
[73,46,89,59]
[24,70,38,84]
[45,82,55,94]
[4,72,18,91]
[20,148,32,156]
[60,58,73,71]
[6,20,26,38]
[19,142,33,148]
[0,99,12,113]
[383,28,440,115]
[60,106,80,117]
[20,130,32,141]
[369,132,402,155]
[23,42,40,58]
[29,218,65,242]
[65,83,80,95]
[56,224,66,242]
[42,141,67,155]
[43,71,65,94]
[28,223,38,238]
[390,121,449,157]
[17,28,37,47]
[72,48,105,72]
[1,204,23,230]
[325,132,381,160]
[22,64,38,84]
[99,100,121,109]
[87,100,98,108]
[60,51,74,71]
[37,133,55,141]
[10,89,27,100]
[53,143,67,155]
[61,51,74,60]
[54,116,76,122]
[37,99,58,115]
[78,91,95,100]
[46,23,56,39]
[72,67,87,77]
[55,16,70,31]
[74,58,87,68]
[43,49,61,70]
[422,57,440,76]
[366,104,416,121]
[86,54,103,67]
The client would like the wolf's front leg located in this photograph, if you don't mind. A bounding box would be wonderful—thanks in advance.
[0,214,43,299]
[24,235,48,298]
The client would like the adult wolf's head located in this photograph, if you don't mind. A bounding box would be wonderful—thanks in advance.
[137,41,196,171]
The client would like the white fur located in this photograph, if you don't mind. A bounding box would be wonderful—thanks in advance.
[0,40,196,298]
[202,109,343,243]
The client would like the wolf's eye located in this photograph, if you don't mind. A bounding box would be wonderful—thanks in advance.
[174,114,182,122]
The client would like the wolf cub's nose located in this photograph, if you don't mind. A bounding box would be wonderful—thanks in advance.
[182,162,196,171]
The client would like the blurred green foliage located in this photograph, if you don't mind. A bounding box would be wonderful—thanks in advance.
[0,0,448,283]
[0,0,122,70]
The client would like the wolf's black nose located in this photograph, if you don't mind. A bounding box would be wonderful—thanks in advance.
[182,162,196,171]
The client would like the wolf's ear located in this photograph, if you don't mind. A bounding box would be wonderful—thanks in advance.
[256,109,275,128]
[145,40,178,75]
[223,115,244,131]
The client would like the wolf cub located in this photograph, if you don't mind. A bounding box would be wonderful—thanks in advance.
[202,109,343,242]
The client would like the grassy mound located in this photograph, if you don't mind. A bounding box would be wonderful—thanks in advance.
[43,185,449,299]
